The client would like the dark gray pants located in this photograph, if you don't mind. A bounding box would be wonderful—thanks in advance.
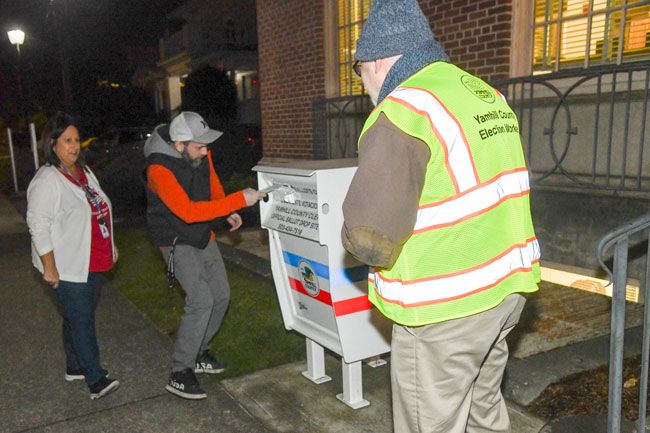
[162,240,230,372]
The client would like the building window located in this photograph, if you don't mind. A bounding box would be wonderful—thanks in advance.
[236,71,259,101]
[534,0,650,72]
[337,0,371,96]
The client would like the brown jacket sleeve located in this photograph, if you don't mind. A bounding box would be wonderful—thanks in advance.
[342,113,430,268]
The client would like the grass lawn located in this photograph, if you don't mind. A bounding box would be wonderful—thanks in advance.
[106,227,305,378]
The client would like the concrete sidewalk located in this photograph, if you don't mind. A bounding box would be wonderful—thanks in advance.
[0,193,269,433]
[215,229,645,433]
[0,191,552,433]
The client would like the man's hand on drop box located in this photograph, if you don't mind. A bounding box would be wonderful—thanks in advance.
[227,213,243,232]
[242,188,266,206]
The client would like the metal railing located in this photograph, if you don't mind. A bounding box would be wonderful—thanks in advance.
[312,95,372,159]
[597,214,650,433]
[313,63,650,196]
[494,62,650,195]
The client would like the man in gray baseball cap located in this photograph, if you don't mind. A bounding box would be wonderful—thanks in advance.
[165,111,224,167]
[144,111,264,399]
[170,111,223,144]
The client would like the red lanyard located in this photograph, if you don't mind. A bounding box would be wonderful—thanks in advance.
[59,166,110,238]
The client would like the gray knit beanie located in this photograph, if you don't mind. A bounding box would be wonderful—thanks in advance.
[355,0,436,61]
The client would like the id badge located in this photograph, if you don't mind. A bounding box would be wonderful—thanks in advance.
[99,220,110,239]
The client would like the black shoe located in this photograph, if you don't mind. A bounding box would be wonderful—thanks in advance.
[65,368,109,382]
[65,368,84,382]
[195,351,226,374]
[166,369,207,400]
[89,376,120,400]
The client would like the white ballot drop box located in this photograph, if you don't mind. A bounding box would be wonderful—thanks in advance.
[254,159,391,409]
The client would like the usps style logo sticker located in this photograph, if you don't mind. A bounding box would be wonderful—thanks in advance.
[299,261,320,297]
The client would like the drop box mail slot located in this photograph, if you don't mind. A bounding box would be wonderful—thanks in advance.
[254,159,391,409]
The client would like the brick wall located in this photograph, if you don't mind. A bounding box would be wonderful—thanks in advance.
[257,0,326,159]
[257,0,514,159]
[420,0,513,82]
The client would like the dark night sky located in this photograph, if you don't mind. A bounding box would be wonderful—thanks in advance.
[0,0,186,120]
[0,0,186,57]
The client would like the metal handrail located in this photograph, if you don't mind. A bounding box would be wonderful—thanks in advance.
[598,215,650,278]
[597,214,650,433]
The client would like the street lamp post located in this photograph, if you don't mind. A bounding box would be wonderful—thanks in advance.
[6,28,39,180]
[6,29,29,190]
[7,29,26,123]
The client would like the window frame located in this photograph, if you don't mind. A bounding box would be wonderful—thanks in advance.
[512,0,536,77]
[532,0,650,73]
[324,0,370,97]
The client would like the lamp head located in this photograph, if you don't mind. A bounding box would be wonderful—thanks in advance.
[7,29,25,52]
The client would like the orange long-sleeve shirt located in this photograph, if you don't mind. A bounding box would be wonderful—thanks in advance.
[146,151,246,224]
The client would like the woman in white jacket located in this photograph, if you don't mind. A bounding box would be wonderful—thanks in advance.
[26,112,120,400]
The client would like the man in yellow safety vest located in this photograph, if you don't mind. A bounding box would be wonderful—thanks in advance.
[341,1,540,432]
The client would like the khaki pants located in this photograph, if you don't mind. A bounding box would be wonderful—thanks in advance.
[391,294,526,433]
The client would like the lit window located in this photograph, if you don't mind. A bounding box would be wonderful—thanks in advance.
[337,0,371,96]
[235,71,259,101]
[534,0,650,72]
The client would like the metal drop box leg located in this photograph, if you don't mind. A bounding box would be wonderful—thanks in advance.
[301,338,332,384]
[336,359,370,409]
[365,355,387,368]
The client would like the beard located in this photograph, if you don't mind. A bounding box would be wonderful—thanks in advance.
[181,149,204,168]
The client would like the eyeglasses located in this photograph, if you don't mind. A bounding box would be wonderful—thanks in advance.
[352,60,362,77]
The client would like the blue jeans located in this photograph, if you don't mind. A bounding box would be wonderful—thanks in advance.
[51,273,106,385]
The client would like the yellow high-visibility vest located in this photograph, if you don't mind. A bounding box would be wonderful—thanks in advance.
[362,62,540,326]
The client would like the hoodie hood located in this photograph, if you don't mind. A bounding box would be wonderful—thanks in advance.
[143,124,181,159]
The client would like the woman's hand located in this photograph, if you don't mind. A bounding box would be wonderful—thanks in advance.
[227,213,243,232]
[40,251,60,288]
[43,267,60,288]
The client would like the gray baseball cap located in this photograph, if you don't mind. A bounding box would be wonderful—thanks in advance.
[169,111,223,144]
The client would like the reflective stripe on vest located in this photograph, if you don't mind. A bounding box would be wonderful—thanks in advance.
[414,167,530,233]
[388,86,479,193]
[372,238,540,306]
